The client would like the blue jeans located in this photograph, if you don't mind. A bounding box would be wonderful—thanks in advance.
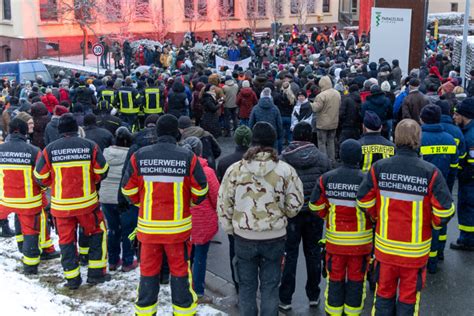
[281,116,292,144]
[191,242,210,296]
[235,236,286,316]
[101,203,138,266]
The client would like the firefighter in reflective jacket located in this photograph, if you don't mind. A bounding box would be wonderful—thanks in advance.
[142,78,164,117]
[451,98,474,251]
[121,114,208,316]
[99,80,116,105]
[357,119,454,315]
[359,111,395,173]
[115,77,141,130]
[309,140,373,316]
[0,119,46,274]
[34,113,110,289]
[437,100,466,255]
[419,105,458,272]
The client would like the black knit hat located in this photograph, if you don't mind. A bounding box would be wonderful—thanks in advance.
[363,111,382,131]
[9,118,28,136]
[297,90,307,98]
[156,114,179,139]
[340,139,362,166]
[58,113,78,134]
[436,100,451,116]
[178,116,192,129]
[293,122,312,141]
[420,105,441,124]
[145,114,160,127]
[455,98,474,119]
[252,122,277,147]
[84,113,97,126]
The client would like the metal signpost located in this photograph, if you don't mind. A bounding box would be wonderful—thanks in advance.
[92,43,104,75]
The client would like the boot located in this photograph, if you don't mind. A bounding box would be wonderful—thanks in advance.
[24,264,39,275]
[87,273,111,285]
[65,276,82,290]
[0,219,14,238]
[41,250,61,261]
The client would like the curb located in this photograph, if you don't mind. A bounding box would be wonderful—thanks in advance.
[205,270,237,298]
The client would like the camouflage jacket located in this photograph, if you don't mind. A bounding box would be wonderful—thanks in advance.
[217,151,304,240]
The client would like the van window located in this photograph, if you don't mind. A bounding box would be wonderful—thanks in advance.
[19,62,35,73]
[0,63,17,79]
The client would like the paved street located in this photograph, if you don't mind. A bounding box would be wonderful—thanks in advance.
[208,136,474,316]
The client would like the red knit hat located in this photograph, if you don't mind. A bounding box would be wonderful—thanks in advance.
[53,105,69,116]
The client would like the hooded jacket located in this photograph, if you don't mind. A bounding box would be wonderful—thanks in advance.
[223,80,239,108]
[339,91,362,131]
[44,116,60,146]
[31,102,50,149]
[84,125,114,151]
[361,92,392,122]
[167,82,188,118]
[249,97,283,139]
[191,157,219,245]
[99,145,128,204]
[281,141,330,211]
[236,87,258,119]
[401,89,429,122]
[218,151,304,240]
[312,76,341,130]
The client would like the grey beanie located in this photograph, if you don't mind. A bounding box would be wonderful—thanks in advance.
[181,136,203,156]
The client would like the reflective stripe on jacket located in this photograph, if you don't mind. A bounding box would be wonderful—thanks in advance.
[357,147,454,268]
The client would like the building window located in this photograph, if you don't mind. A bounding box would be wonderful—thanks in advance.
[184,0,207,18]
[290,0,309,15]
[219,0,235,17]
[3,0,11,20]
[74,0,95,21]
[106,0,121,20]
[352,0,358,13]
[307,0,315,14]
[323,0,330,13]
[136,0,150,18]
[197,0,207,16]
[40,0,58,21]
[247,0,266,17]
[273,0,283,16]
[451,3,459,12]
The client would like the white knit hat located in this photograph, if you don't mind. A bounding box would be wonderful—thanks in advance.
[381,81,391,92]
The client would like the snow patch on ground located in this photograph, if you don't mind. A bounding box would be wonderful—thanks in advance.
[0,216,226,315]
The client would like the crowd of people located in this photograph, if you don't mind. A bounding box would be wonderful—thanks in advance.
[0,26,473,316]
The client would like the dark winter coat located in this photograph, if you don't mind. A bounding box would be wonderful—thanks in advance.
[277,92,294,117]
[200,93,221,138]
[401,89,429,122]
[216,145,248,181]
[167,82,188,118]
[44,116,60,146]
[236,87,258,119]
[361,92,392,122]
[281,141,330,211]
[97,114,123,135]
[72,86,97,112]
[31,102,50,149]
[249,97,283,139]
[339,91,362,131]
[368,62,378,79]
[84,125,114,151]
